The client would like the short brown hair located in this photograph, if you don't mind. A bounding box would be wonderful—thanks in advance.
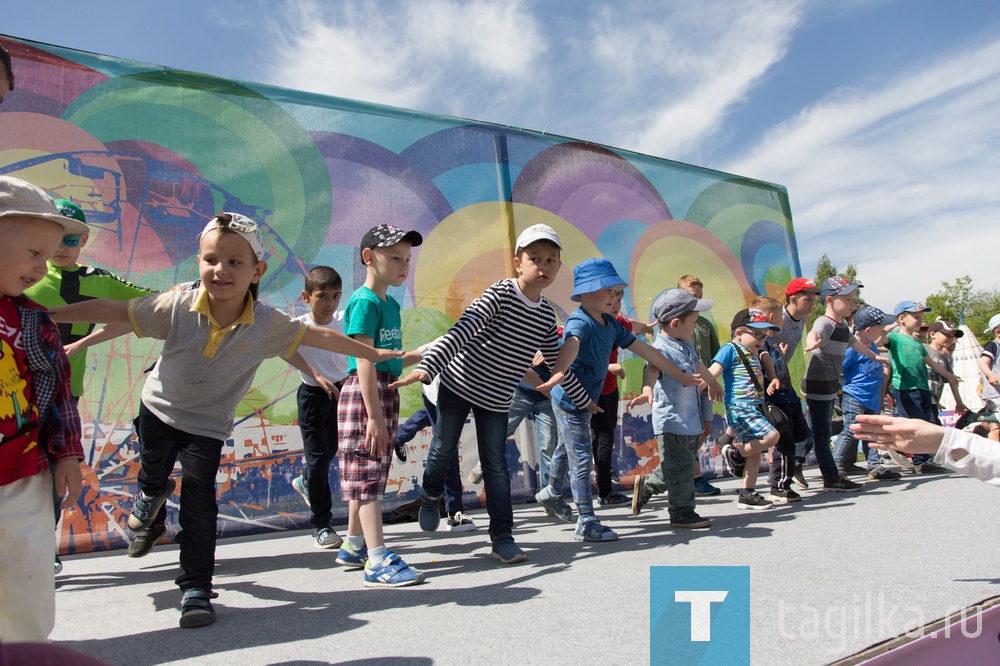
[750,295,782,315]
[677,275,703,290]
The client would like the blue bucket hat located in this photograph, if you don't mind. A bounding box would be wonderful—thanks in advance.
[570,258,626,302]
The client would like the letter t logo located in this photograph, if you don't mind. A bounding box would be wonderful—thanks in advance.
[674,591,729,641]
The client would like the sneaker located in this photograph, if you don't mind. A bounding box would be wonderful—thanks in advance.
[768,487,802,503]
[598,491,630,506]
[887,449,914,470]
[490,538,527,564]
[394,439,408,463]
[694,477,721,496]
[670,512,711,529]
[574,519,619,542]
[535,489,574,523]
[179,589,215,628]
[868,465,902,481]
[792,463,809,489]
[823,474,864,492]
[335,543,368,569]
[363,551,425,588]
[314,527,343,550]
[467,461,483,485]
[954,409,977,431]
[632,476,651,516]
[128,523,167,558]
[291,475,310,508]
[912,461,946,475]
[838,463,866,475]
[446,512,477,532]
[736,490,773,510]
[54,554,63,575]
[721,444,745,478]
[127,478,176,531]
[418,493,441,532]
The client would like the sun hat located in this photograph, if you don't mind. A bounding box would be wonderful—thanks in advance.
[0,175,90,235]
[570,258,625,302]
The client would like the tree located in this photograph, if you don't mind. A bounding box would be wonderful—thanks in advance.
[925,276,1000,345]
[810,254,862,325]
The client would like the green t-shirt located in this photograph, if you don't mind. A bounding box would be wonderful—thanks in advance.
[24,263,156,397]
[344,286,403,377]
[886,331,929,392]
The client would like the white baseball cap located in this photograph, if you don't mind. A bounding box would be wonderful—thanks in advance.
[197,213,264,260]
[0,176,91,235]
[515,224,562,251]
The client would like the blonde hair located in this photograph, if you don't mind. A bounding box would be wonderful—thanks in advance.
[750,295,782,315]
[677,275,703,290]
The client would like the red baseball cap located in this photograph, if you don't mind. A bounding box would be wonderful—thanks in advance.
[785,277,820,296]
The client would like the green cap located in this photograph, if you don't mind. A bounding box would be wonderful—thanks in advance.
[53,198,87,224]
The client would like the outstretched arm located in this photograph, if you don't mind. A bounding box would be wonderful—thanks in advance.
[49,299,129,324]
[300,325,403,364]
[627,338,700,386]
[64,322,134,357]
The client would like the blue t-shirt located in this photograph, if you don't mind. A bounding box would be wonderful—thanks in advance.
[763,337,798,405]
[842,342,884,412]
[712,342,764,405]
[650,332,702,436]
[344,286,403,377]
[553,308,636,412]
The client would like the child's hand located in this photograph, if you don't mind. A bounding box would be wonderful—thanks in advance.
[945,372,962,384]
[766,378,781,395]
[989,374,1000,387]
[678,372,701,387]
[803,339,821,353]
[366,417,390,457]
[371,348,405,363]
[627,390,652,410]
[875,356,891,368]
[389,370,429,389]
[536,371,565,393]
[314,375,340,400]
[585,401,605,415]
[608,363,626,379]
[64,340,85,358]
[53,458,83,509]
[707,378,723,402]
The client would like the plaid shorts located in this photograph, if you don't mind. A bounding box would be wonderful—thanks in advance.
[725,403,776,442]
[337,371,399,501]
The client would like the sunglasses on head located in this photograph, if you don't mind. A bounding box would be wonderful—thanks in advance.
[61,234,83,248]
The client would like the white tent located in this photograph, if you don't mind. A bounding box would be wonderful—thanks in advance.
[939,323,986,412]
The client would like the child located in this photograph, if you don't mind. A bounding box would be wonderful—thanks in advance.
[49,212,401,625]
[801,277,889,491]
[751,297,808,502]
[0,176,86,642]
[831,306,901,481]
[977,314,1000,412]
[711,310,780,510]
[678,274,723,496]
[23,199,157,567]
[925,320,968,422]
[542,259,699,541]
[289,266,350,550]
[778,277,820,488]
[333,224,426,588]
[629,289,722,524]
[885,301,961,474]
[395,224,591,564]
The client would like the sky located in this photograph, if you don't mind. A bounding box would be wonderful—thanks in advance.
[5,0,1000,310]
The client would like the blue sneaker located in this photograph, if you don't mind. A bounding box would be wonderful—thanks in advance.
[418,493,441,532]
[363,551,425,588]
[335,543,368,569]
[694,477,721,496]
[489,538,527,564]
[127,478,176,531]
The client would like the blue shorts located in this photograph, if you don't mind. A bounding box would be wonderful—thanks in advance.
[725,403,776,442]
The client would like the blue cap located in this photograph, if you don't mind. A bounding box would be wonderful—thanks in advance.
[570,258,626,302]
[652,288,713,323]
[853,306,895,330]
[819,276,863,301]
[731,308,780,331]
[893,300,932,316]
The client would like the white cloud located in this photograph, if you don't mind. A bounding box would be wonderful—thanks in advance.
[727,38,1000,306]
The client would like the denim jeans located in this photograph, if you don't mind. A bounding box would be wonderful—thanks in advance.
[805,398,839,481]
[404,398,464,514]
[644,432,698,520]
[891,388,938,466]
[591,389,619,498]
[550,402,597,517]
[136,402,223,592]
[297,383,339,529]
[424,384,512,541]
[506,385,558,490]
[832,393,880,468]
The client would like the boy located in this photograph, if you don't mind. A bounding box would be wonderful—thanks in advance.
[0,175,87,642]
[977,314,1000,412]
[832,306,901,481]
[542,259,699,541]
[335,224,426,587]
[50,212,399,625]
[801,277,889,491]
[290,266,349,550]
[778,277,820,488]
[629,289,722,524]
[925,320,968,421]
[677,275,722,496]
[396,224,590,564]
[710,310,781,510]
[886,301,961,474]
[751,297,808,502]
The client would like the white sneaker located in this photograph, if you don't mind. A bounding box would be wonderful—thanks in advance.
[446,511,477,532]
[467,462,483,485]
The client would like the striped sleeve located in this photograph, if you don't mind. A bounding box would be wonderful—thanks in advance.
[416,282,504,381]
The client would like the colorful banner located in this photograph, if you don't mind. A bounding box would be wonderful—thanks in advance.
[0,35,802,553]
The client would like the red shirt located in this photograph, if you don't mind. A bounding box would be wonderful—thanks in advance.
[600,315,633,396]
[0,297,43,484]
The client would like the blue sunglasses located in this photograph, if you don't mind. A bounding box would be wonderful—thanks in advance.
[61,234,84,248]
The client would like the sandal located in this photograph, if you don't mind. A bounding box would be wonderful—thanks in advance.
[180,589,216,628]
[574,520,618,542]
